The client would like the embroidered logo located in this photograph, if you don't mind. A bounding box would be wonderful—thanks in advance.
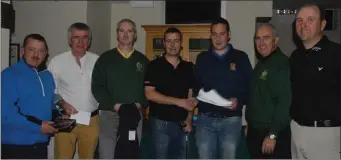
[318,67,323,71]
[311,46,321,51]
[136,62,143,72]
[260,70,268,80]
[230,63,236,71]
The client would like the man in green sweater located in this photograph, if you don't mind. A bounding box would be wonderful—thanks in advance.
[91,18,149,159]
[245,24,291,159]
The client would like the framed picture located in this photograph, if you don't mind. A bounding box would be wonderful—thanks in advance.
[10,43,20,66]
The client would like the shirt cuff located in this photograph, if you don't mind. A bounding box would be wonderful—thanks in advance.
[54,94,63,103]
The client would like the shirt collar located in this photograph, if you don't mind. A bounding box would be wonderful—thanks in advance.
[69,51,87,60]
[210,44,233,60]
[18,57,47,72]
[117,47,135,59]
[161,55,184,69]
[258,47,281,61]
[304,35,329,52]
[161,53,183,61]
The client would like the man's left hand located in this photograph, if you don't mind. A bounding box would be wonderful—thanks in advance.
[226,97,238,110]
[262,136,276,154]
[183,119,192,133]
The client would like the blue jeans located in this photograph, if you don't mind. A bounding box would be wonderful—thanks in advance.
[195,114,242,159]
[150,117,186,159]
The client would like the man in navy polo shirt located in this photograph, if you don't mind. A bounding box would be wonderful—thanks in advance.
[192,17,253,159]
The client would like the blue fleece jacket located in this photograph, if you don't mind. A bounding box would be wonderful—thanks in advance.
[1,59,56,145]
[194,45,253,116]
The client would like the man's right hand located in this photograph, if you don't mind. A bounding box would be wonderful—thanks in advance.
[176,99,195,111]
[188,97,199,107]
[58,100,78,115]
[40,121,58,135]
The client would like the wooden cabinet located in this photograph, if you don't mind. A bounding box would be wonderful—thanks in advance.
[142,25,211,119]
[142,25,211,64]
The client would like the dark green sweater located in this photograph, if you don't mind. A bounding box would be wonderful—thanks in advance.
[91,48,149,111]
[245,48,291,136]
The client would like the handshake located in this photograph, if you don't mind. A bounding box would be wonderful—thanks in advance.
[175,97,198,111]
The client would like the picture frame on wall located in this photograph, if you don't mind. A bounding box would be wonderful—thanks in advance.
[10,43,20,66]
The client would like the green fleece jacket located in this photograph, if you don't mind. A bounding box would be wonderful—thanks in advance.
[91,48,149,111]
[246,47,291,136]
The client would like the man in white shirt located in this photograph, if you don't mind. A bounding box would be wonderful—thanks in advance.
[48,22,99,159]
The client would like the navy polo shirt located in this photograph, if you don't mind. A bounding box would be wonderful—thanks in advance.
[194,45,253,117]
[144,56,195,121]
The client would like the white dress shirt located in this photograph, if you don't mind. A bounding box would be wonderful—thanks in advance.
[48,51,99,112]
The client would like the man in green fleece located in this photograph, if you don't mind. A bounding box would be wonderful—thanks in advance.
[245,24,291,159]
[91,18,149,159]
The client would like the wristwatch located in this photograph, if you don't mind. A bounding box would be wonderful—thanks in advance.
[269,134,277,140]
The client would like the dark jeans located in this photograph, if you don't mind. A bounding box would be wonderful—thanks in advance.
[246,125,291,159]
[195,114,242,159]
[1,143,48,159]
[150,117,186,159]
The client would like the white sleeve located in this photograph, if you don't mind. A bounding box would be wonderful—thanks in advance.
[47,58,60,96]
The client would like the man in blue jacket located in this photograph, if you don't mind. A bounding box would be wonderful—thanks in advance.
[1,34,59,159]
[192,17,253,159]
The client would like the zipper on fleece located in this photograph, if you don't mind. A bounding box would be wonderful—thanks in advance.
[34,69,47,97]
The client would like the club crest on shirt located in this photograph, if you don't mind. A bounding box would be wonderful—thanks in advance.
[260,70,268,80]
[136,62,143,72]
[230,63,236,71]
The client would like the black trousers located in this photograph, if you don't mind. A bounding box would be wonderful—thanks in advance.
[1,143,48,159]
[246,125,291,159]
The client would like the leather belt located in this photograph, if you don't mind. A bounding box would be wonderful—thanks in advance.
[91,109,99,117]
[295,119,340,127]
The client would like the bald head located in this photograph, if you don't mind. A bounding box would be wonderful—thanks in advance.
[254,23,279,57]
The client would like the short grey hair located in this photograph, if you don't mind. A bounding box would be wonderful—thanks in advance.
[255,23,278,38]
[67,22,92,42]
[116,18,137,42]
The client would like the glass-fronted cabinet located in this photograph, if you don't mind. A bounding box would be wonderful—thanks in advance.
[184,34,210,64]
[151,37,164,59]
